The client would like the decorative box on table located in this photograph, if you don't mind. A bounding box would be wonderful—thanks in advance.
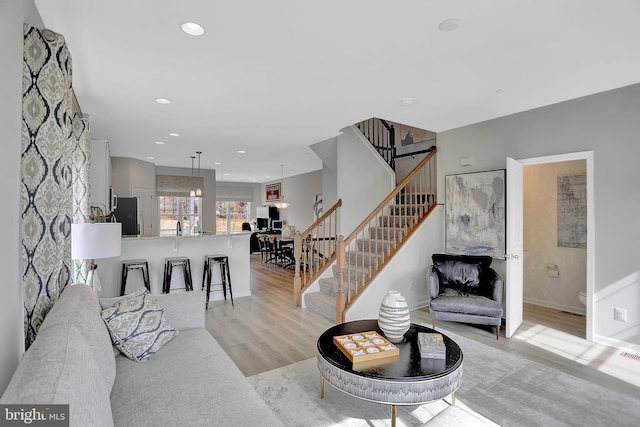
[333,331,399,364]
[418,332,446,359]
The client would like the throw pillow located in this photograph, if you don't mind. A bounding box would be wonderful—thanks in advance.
[99,291,138,309]
[101,288,178,362]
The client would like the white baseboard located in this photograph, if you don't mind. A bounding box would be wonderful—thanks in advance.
[594,334,640,356]
[409,299,430,312]
[523,297,586,316]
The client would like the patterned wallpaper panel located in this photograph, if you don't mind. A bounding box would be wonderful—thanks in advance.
[71,113,91,284]
[21,26,90,348]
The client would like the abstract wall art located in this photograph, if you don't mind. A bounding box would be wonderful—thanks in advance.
[445,169,506,259]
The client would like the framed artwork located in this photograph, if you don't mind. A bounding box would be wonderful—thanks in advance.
[445,169,506,259]
[266,183,281,201]
[395,123,437,156]
[557,174,587,248]
[313,194,323,221]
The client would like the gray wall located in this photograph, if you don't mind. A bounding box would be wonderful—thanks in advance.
[262,169,323,232]
[337,126,395,235]
[437,84,640,351]
[310,136,338,209]
[111,157,157,197]
[0,0,43,392]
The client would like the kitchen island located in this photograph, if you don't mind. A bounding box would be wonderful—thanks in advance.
[95,232,251,299]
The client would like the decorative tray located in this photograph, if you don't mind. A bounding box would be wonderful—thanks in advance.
[333,331,399,364]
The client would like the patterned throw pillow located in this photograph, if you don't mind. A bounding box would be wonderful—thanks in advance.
[101,288,178,362]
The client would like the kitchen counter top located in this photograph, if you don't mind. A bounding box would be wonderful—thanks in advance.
[98,232,251,298]
[122,231,251,241]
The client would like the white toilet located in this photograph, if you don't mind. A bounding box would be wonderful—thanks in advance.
[578,291,587,306]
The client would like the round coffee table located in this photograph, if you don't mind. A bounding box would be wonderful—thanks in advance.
[317,319,463,426]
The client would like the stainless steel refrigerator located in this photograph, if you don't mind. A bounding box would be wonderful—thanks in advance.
[113,197,139,236]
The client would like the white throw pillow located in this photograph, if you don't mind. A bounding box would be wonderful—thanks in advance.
[101,288,178,362]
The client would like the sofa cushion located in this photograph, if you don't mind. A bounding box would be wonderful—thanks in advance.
[111,329,284,426]
[0,284,116,427]
[101,290,207,332]
[101,288,178,362]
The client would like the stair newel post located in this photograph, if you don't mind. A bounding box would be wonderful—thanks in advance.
[336,235,346,323]
[293,231,303,307]
[389,124,395,171]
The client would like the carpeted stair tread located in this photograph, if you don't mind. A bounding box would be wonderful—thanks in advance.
[304,291,335,322]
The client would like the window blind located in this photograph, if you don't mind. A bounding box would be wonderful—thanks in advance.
[156,175,204,197]
[216,184,253,201]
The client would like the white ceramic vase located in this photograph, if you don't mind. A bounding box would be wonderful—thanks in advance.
[377,290,410,343]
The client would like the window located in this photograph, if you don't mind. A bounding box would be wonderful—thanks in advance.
[216,201,249,233]
[159,196,202,236]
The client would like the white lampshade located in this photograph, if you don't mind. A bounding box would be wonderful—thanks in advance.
[71,223,122,260]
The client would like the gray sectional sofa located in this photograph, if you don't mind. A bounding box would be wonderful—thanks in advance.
[0,284,283,426]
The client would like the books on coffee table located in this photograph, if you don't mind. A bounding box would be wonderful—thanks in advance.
[418,332,446,359]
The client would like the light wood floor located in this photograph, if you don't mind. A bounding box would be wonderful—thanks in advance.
[206,255,640,395]
[205,255,334,377]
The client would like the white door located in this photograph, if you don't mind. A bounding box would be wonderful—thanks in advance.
[132,187,154,237]
[505,157,524,338]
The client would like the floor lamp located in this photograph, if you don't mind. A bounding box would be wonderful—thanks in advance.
[71,222,122,295]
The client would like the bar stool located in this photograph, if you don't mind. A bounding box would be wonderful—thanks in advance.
[163,257,193,293]
[120,259,150,296]
[202,254,234,308]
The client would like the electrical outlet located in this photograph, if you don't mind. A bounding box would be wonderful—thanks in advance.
[614,308,627,322]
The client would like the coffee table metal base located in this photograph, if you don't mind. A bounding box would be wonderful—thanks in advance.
[319,374,457,427]
[318,357,462,426]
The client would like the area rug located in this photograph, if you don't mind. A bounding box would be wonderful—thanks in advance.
[247,327,640,426]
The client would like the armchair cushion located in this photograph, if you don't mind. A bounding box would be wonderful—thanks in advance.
[430,290,503,317]
[431,254,494,297]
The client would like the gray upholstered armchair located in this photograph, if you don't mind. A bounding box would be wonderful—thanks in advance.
[427,253,504,339]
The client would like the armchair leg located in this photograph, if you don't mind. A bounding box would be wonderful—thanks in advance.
[495,325,500,340]
[432,320,436,329]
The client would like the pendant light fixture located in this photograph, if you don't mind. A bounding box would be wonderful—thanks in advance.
[273,164,290,209]
[195,151,203,197]
[189,156,196,197]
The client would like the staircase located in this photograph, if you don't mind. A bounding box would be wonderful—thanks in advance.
[301,147,438,322]
[304,218,396,321]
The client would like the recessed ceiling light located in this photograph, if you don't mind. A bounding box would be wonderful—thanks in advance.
[238,150,246,154]
[168,132,180,137]
[154,141,165,145]
[223,173,229,176]
[401,98,414,106]
[146,156,155,160]
[155,98,171,104]
[214,162,221,165]
[438,19,459,32]
[181,22,205,36]
[265,176,271,179]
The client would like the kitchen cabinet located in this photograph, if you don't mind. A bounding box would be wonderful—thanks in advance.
[89,139,113,214]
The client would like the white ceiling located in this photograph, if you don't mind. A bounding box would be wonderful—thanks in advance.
[35,0,640,183]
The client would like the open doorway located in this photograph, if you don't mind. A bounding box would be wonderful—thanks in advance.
[523,160,587,338]
[508,151,594,341]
